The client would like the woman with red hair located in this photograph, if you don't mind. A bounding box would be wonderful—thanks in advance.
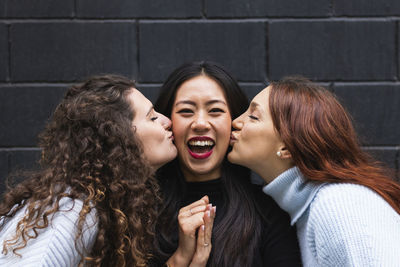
[228,76,400,266]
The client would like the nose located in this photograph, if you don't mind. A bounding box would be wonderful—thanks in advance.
[191,112,210,131]
[159,113,172,130]
[232,114,244,130]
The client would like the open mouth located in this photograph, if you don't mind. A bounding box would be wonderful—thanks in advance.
[187,137,215,159]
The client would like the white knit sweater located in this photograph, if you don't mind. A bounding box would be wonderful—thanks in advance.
[0,197,98,267]
[263,167,400,267]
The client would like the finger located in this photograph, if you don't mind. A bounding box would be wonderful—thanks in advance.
[179,211,206,238]
[179,196,209,214]
[204,206,215,247]
[183,204,209,217]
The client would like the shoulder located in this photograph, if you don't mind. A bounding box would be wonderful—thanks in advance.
[306,183,400,265]
[309,183,399,226]
[311,183,394,216]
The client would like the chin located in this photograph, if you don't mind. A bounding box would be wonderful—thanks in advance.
[227,152,239,164]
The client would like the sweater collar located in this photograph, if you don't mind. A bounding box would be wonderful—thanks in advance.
[262,166,325,225]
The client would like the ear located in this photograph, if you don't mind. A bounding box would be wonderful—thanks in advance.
[278,146,292,159]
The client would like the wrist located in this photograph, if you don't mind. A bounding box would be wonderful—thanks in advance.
[168,249,191,267]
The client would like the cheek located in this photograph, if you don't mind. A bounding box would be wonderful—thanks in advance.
[217,116,232,140]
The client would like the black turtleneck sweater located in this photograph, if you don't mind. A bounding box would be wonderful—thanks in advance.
[182,178,302,267]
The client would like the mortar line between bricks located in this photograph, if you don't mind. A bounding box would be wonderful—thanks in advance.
[2,17,400,23]
[0,148,41,151]
[73,0,77,18]
[136,20,140,81]
[363,146,400,150]
[395,20,399,81]
[330,0,335,17]
[396,149,400,180]
[6,24,11,82]
[201,0,206,19]
[265,22,269,82]
[2,81,400,87]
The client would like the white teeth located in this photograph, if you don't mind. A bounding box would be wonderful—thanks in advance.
[188,140,215,146]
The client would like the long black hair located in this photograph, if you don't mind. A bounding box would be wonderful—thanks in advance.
[154,61,267,266]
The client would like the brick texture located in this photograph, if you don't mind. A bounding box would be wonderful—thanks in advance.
[334,0,400,16]
[269,21,396,81]
[0,86,67,146]
[206,0,331,17]
[77,0,202,18]
[10,23,137,82]
[0,0,74,18]
[1,2,400,187]
[333,84,400,145]
[0,24,7,81]
[0,152,8,193]
[139,22,266,82]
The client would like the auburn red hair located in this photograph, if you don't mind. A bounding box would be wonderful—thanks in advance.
[269,76,400,214]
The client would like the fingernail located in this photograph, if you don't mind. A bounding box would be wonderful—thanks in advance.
[201,225,205,231]
[207,210,211,217]
[208,204,212,209]
[213,206,216,213]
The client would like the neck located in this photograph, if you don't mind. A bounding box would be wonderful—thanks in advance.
[181,166,221,182]
[256,161,294,184]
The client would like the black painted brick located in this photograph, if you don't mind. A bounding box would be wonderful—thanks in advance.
[206,0,331,18]
[8,150,41,173]
[139,22,266,82]
[0,85,67,147]
[1,0,74,18]
[0,24,8,81]
[0,152,8,194]
[136,84,162,104]
[239,83,266,101]
[333,84,400,146]
[0,2,5,17]
[76,0,202,18]
[334,0,400,16]
[364,148,398,170]
[269,21,396,81]
[10,23,137,82]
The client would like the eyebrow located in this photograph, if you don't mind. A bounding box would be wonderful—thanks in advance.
[249,101,260,109]
[175,99,227,106]
[146,106,154,117]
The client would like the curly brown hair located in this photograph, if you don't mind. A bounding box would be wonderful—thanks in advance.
[0,74,161,266]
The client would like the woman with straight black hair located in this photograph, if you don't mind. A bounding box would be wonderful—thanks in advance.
[153,61,301,267]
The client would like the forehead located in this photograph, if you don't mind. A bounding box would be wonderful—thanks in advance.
[128,88,152,114]
[174,76,227,102]
[253,86,270,107]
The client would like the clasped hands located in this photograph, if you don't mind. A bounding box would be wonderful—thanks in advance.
[166,195,216,267]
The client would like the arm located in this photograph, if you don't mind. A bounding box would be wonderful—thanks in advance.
[309,184,400,266]
[0,198,98,267]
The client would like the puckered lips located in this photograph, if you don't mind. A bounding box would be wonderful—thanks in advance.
[187,136,215,159]
[230,132,238,146]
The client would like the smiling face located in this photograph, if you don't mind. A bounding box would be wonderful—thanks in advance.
[171,75,232,182]
[228,86,291,182]
[129,89,177,170]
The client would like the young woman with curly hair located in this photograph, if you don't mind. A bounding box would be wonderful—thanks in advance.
[228,76,400,266]
[0,74,184,266]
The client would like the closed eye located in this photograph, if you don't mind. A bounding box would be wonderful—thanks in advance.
[249,115,259,120]
[151,116,158,121]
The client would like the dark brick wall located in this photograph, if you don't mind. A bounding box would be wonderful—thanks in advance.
[1,1,399,190]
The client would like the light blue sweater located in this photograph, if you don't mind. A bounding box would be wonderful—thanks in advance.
[0,197,98,266]
[263,167,400,267]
